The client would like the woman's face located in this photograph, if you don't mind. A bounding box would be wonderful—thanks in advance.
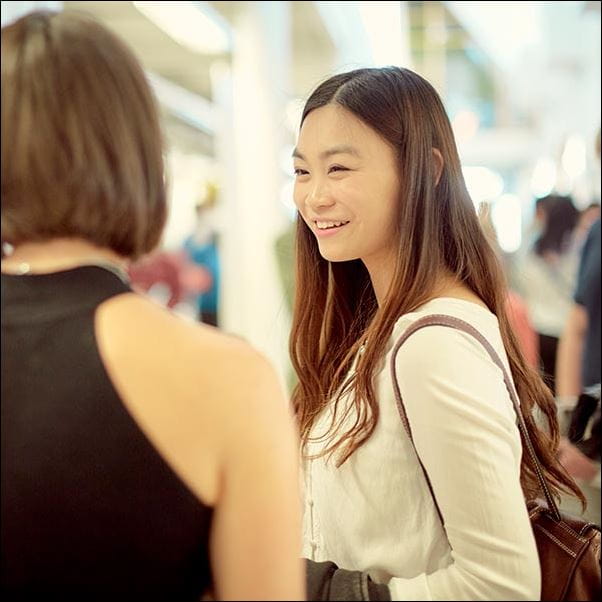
[293,104,400,273]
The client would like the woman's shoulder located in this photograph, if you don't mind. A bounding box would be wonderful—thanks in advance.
[96,291,266,378]
[389,298,516,422]
[392,297,500,341]
[389,296,509,375]
[93,292,288,506]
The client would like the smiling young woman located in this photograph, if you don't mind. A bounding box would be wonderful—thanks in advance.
[289,67,585,601]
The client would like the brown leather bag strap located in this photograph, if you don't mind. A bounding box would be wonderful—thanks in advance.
[390,313,562,522]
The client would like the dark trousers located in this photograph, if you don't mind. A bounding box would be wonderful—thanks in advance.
[199,310,218,328]
[538,333,559,395]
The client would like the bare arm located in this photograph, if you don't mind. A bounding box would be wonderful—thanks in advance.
[95,296,304,601]
[210,354,305,601]
[556,304,588,399]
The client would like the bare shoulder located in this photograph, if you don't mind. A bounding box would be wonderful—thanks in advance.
[94,292,291,506]
[96,292,273,390]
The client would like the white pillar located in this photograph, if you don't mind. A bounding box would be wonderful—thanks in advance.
[212,2,293,385]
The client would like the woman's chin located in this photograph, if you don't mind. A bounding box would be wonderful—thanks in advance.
[318,248,357,263]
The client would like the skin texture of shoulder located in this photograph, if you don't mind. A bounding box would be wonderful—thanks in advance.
[94,292,265,504]
[94,292,305,600]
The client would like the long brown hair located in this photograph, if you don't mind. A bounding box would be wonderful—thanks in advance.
[290,67,584,507]
[1,10,167,259]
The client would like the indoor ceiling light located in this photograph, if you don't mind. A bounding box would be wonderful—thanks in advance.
[133,1,231,55]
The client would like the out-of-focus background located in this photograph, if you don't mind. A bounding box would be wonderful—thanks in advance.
[2,1,600,387]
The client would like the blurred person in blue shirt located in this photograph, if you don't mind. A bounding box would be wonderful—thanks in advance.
[183,199,220,327]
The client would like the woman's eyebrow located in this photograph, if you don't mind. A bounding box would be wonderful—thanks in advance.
[292,145,361,160]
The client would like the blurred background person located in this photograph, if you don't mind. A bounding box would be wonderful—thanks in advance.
[129,250,185,308]
[182,192,221,327]
[555,129,601,525]
[128,248,212,316]
[556,216,601,524]
[514,194,580,394]
[1,10,304,600]
[574,202,601,249]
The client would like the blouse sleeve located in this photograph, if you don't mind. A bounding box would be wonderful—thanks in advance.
[388,325,540,601]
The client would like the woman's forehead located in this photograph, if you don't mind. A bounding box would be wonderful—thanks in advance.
[297,105,383,158]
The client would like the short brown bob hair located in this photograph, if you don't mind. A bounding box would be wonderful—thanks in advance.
[1,10,167,259]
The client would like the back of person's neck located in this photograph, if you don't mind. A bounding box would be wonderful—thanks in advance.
[1,238,127,275]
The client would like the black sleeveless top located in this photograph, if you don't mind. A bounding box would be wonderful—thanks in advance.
[1,266,213,600]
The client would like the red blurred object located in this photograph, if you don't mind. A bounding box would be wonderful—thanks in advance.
[506,291,539,369]
[128,251,211,308]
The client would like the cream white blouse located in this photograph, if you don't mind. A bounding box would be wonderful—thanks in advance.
[302,298,540,601]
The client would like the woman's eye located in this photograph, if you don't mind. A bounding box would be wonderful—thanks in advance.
[294,168,309,176]
[329,165,348,173]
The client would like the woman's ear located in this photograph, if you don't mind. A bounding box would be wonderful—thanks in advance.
[432,148,444,185]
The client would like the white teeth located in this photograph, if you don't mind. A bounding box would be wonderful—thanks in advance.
[316,220,349,230]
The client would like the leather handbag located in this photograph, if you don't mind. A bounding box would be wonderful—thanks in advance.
[390,314,601,601]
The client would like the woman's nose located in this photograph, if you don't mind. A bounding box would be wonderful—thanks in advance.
[306,182,336,211]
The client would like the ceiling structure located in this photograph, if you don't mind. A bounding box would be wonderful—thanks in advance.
[55,1,602,174]
[63,1,336,156]
[64,1,335,102]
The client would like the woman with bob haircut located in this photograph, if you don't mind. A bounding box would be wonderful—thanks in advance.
[290,67,585,601]
[1,11,304,601]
